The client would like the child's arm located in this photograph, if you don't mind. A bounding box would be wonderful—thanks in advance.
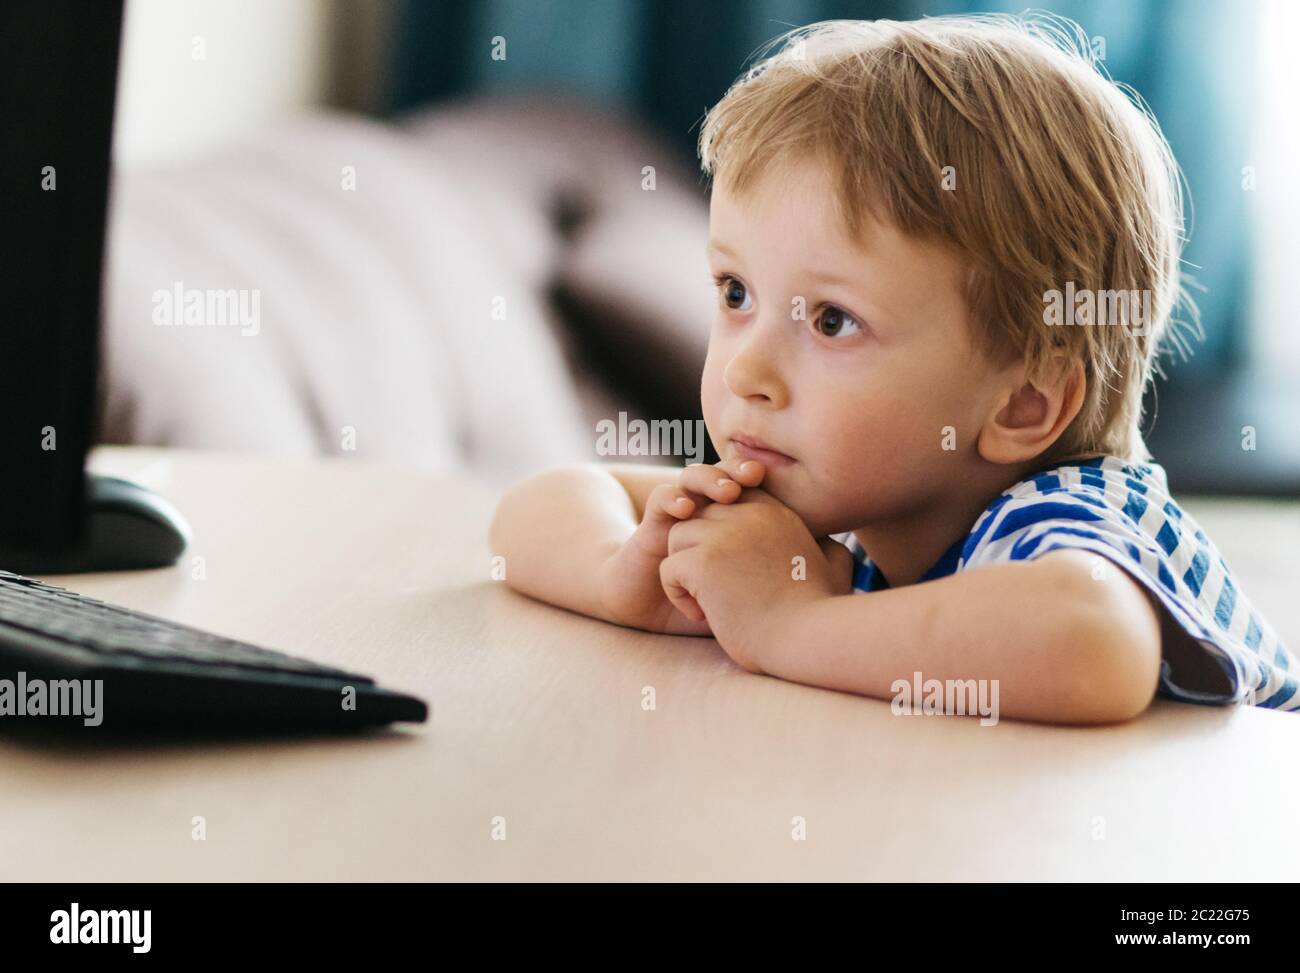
[659,490,1163,725]
[761,549,1164,724]
[488,460,764,634]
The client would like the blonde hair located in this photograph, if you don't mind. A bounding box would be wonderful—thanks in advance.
[697,14,1197,463]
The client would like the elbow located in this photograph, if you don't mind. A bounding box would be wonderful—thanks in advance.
[1049,561,1163,725]
[487,465,599,591]
[1066,650,1159,724]
[487,473,543,574]
[487,466,563,554]
[487,489,514,560]
[487,493,513,558]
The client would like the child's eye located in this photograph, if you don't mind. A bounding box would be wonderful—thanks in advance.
[712,274,753,312]
[814,305,863,338]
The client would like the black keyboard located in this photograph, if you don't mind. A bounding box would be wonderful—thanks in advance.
[0,570,427,732]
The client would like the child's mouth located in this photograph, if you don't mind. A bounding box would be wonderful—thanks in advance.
[730,435,797,467]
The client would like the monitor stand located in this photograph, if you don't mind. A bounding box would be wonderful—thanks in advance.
[0,473,191,575]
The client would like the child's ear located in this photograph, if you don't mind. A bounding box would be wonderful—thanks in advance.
[977,355,1086,465]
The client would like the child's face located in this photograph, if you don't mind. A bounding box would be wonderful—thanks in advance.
[702,155,1012,537]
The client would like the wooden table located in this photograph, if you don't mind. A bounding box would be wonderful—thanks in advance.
[2,446,1296,881]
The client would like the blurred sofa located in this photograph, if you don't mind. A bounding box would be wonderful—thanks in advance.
[98,94,713,485]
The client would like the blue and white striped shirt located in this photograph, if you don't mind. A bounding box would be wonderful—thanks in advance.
[832,455,1298,711]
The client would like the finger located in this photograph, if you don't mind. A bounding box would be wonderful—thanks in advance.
[660,552,705,623]
[665,516,709,555]
[677,463,743,505]
[733,484,784,505]
[648,482,697,522]
[716,457,766,487]
[628,483,697,557]
[691,484,782,520]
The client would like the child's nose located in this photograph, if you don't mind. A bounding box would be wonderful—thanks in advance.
[724,323,789,407]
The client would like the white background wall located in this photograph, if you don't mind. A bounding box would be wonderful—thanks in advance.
[1250,0,1300,372]
[112,0,389,170]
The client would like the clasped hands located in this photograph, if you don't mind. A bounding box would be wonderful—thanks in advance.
[599,458,855,673]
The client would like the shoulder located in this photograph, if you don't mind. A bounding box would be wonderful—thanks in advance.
[960,454,1201,604]
[960,455,1167,567]
[963,456,1299,711]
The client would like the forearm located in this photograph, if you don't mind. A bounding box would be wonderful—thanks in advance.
[488,464,635,622]
[758,553,1159,724]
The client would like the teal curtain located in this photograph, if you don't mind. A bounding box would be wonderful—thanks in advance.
[388,0,1258,373]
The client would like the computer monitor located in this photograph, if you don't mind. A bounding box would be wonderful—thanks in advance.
[0,0,188,574]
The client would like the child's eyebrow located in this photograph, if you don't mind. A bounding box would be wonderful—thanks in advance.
[806,268,859,287]
[707,242,882,304]
[711,240,864,282]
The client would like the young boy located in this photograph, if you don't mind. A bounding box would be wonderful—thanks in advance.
[488,14,1298,723]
